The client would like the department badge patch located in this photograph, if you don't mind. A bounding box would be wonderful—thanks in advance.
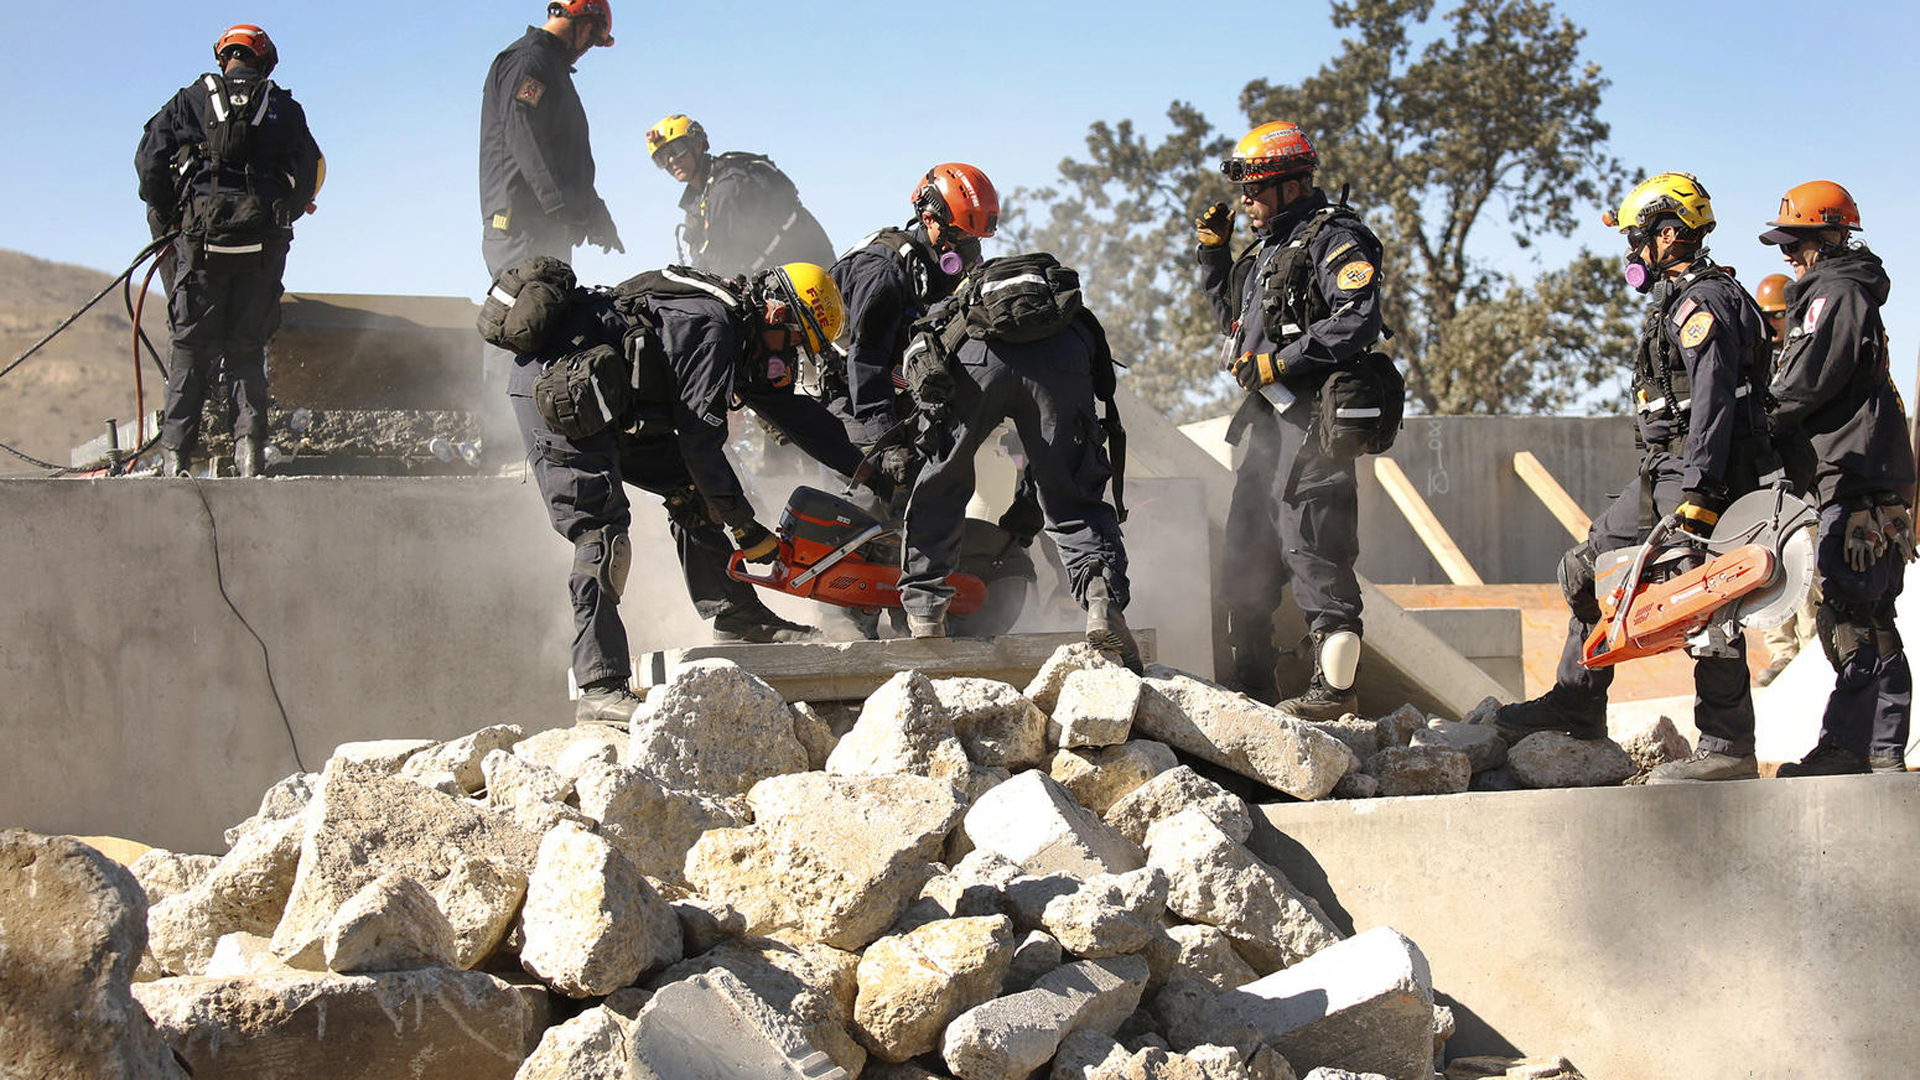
[1336,261,1376,290]
[1680,310,1716,349]
[515,76,546,108]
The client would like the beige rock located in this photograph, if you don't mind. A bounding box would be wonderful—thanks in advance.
[511,725,623,779]
[1507,732,1638,789]
[1052,1028,1133,1079]
[1142,923,1259,991]
[1145,809,1341,974]
[1361,746,1472,797]
[271,759,540,969]
[1052,668,1144,749]
[671,895,749,956]
[1006,928,1064,993]
[941,955,1151,1080]
[149,815,303,975]
[1042,867,1170,958]
[686,771,966,950]
[629,968,853,1079]
[399,724,527,794]
[136,968,547,1080]
[1151,978,1264,1059]
[631,658,809,797]
[936,676,1050,769]
[329,739,435,773]
[1308,718,1383,763]
[204,931,291,978]
[653,935,865,1077]
[222,771,318,848]
[1136,668,1356,800]
[1025,641,1126,713]
[1053,740,1181,816]
[854,915,1019,1062]
[1333,772,1379,799]
[484,748,573,810]
[1217,927,1433,1080]
[129,848,219,907]
[964,769,1146,878]
[324,871,457,974]
[828,669,973,784]
[572,759,750,887]
[1610,713,1692,772]
[1104,765,1252,846]
[434,854,529,970]
[1409,721,1507,773]
[793,701,841,770]
[521,822,682,997]
[903,849,1022,931]
[0,830,187,1080]
[515,1006,628,1080]
[1373,704,1428,748]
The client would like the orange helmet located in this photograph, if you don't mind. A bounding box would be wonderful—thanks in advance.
[912,163,999,239]
[213,24,277,75]
[1754,273,1791,314]
[547,0,614,46]
[1758,180,1860,245]
[1221,122,1318,183]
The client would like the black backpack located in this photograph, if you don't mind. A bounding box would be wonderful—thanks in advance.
[178,73,291,262]
[1313,350,1405,457]
[477,256,578,356]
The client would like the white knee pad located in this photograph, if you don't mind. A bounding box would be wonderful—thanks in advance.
[1320,630,1361,691]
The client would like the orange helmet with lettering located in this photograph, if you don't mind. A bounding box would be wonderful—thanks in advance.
[547,0,614,46]
[213,24,277,75]
[1221,121,1318,183]
[1754,273,1790,314]
[912,163,1000,239]
[1759,180,1860,245]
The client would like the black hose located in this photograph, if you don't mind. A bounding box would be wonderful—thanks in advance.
[0,233,177,386]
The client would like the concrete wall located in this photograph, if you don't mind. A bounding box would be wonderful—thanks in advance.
[1251,777,1920,1079]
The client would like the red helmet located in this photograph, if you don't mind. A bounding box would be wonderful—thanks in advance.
[213,24,277,75]
[1222,121,1318,183]
[912,163,999,239]
[548,0,614,46]
[1758,180,1860,246]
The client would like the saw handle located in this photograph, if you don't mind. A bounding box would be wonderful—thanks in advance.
[725,542,795,588]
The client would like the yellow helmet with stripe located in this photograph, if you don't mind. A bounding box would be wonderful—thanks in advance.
[645,114,707,168]
[1607,172,1715,238]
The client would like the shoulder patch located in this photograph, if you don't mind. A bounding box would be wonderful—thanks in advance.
[515,76,545,108]
[1671,297,1698,328]
[1335,261,1376,291]
[1322,240,1356,266]
[1680,310,1716,349]
[1803,296,1830,334]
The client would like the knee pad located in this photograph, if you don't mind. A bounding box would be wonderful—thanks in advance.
[1873,601,1903,658]
[1316,629,1362,691]
[1818,600,1872,670]
[574,526,631,602]
[1559,540,1600,624]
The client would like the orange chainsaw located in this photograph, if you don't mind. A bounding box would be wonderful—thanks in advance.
[726,486,989,617]
[1580,484,1817,669]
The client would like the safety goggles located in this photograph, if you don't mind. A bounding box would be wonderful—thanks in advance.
[1220,157,1278,183]
[653,140,697,168]
[1237,178,1280,200]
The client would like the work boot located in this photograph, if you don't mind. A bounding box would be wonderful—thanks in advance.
[575,683,643,730]
[1493,687,1607,743]
[1754,654,1793,687]
[160,447,189,478]
[1229,666,1282,707]
[1776,743,1870,778]
[1645,748,1759,784]
[1276,675,1358,722]
[907,611,948,639]
[236,436,265,478]
[1083,576,1142,674]
[712,608,820,644]
[1869,751,1909,774]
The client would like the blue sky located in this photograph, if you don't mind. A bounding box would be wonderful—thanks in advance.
[9,0,1920,406]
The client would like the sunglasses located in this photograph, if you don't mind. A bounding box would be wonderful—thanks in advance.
[1238,178,1280,199]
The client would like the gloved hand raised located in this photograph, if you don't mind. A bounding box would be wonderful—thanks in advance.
[1196,202,1234,248]
[730,522,781,564]
[586,200,624,255]
[1878,502,1918,564]
[1845,507,1887,572]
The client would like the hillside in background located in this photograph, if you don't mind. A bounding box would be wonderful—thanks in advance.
[0,248,170,475]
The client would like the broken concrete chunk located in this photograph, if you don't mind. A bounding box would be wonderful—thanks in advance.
[629,967,852,1080]
[323,871,457,974]
[1217,927,1434,1080]
[1104,764,1253,847]
[511,725,624,779]
[687,771,966,951]
[793,701,841,771]
[149,814,303,975]
[520,821,682,998]
[1309,718,1383,763]
[1610,713,1692,773]
[1332,772,1380,799]
[1145,809,1341,974]
[329,739,435,774]
[0,830,187,1080]
[1299,1070,1393,1080]
[1442,1054,1586,1079]
[828,669,973,784]
[1506,732,1638,789]
[1152,978,1266,1059]
[854,914,1019,1062]
[631,658,810,797]
[204,931,292,978]
[129,848,219,908]
[1361,746,1472,798]
[936,676,1051,769]
[433,854,529,970]
[671,895,748,957]
[1053,740,1181,816]
[1052,1027,1133,1079]
[1025,641,1126,714]
[515,1005,629,1080]
[484,748,573,810]
[1409,721,1508,773]
[941,955,1151,1080]
[654,935,866,1077]
[222,771,319,848]
[1373,705,1428,749]
[136,968,547,1080]
[1006,929,1065,994]
[1041,866,1170,958]
[1052,667,1144,749]
[1460,696,1503,727]
[1135,668,1356,800]
[572,759,750,887]
[907,849,1022,929]
[398,724,526,795]
[1143,923,1260,991]
[964,769,1146,879]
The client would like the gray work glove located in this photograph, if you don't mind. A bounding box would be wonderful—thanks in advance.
[1877,503,1917,564]
[1845,507,1887,572]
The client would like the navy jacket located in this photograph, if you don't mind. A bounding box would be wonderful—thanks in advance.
[135,64,320,230]
[479,27,603,229]
[679,152,834,277]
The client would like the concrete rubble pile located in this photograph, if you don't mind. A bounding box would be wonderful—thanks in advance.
[2,647,1594,1080]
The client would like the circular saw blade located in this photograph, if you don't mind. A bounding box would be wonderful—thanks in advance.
[1711,487,1819,630]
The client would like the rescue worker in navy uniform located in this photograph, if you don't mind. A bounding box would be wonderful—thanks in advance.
[896,259,1140,672]
[511,263,894,725]
[135,24,321,478]
[1760,182,1915,775]
[1495,173,1774,783]
[1753,271,1818,687]
[1197,121,1382,718]
[646,115,834,279]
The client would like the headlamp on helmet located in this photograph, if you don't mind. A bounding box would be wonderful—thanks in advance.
[214,24,277,76]
[1221,121,1318,184]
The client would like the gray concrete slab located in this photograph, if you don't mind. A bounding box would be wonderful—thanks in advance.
[1248,776,1920,1079]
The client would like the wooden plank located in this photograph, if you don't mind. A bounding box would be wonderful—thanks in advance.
[1373,456,1484,586]
[636,630,1157,703]
[1512,450,1592,541]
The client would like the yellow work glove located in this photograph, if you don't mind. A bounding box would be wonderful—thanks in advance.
[1197,202,1234,248]
[730,522,780,564]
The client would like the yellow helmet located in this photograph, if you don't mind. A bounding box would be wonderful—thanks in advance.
[1606,172,1715,238]
[645,114,707,168]
[763,262,846,355]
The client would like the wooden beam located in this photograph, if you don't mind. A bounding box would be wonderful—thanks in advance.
[1512,451,1592,541]
[1373,456,1484,586]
